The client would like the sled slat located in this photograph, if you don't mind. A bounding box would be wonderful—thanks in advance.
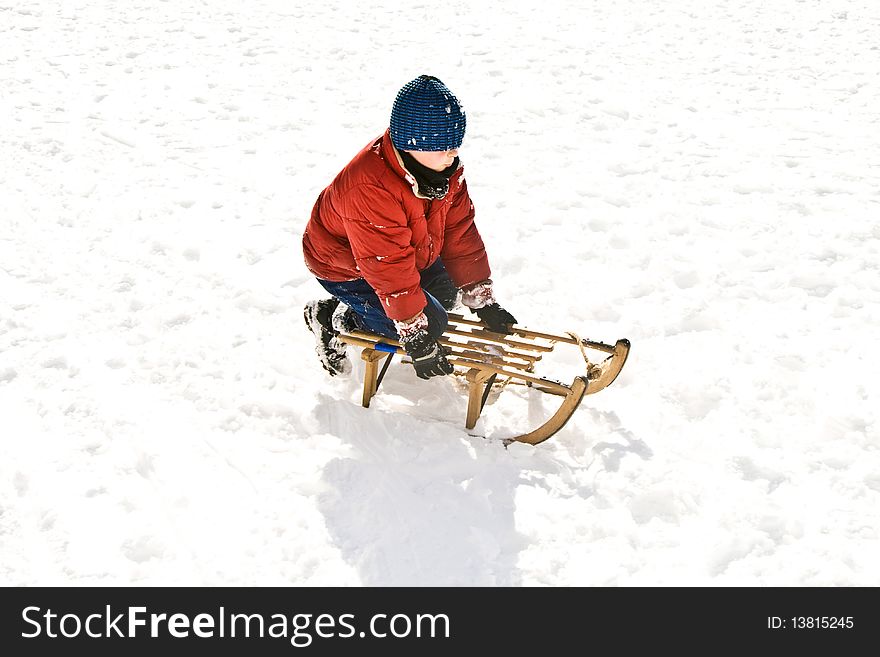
[446,358,570,395]
[444,338,542,363]
[338,333,402,353]
[444,327,555,353]
[446,350,534,372]
[448,313,617,354]
[346,330,539,366]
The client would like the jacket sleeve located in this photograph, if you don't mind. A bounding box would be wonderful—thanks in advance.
[340,184,427,321]
[440,175,492,288]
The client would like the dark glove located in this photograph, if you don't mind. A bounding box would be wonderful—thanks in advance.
[400,330,454,380]
[473,303,518,334]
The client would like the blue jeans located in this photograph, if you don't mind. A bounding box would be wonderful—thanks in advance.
[317,258,457,339]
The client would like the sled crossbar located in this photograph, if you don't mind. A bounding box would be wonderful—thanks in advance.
[336,314,630,445]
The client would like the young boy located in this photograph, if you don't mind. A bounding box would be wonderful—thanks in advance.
[302,75,517,380]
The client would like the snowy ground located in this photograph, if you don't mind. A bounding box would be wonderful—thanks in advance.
[2,0,879,586]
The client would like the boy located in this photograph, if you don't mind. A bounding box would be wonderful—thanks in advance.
[302,75,516,379]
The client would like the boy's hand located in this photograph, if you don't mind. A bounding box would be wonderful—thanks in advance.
[400,330,454,379]
[473,303,518,334]
[460,280,517,333]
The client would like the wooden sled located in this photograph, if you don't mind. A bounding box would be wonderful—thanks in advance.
[336,313,630,445]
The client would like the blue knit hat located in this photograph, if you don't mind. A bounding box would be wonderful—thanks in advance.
[390,75,466,152]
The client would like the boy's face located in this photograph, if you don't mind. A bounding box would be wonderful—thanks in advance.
[406,148,459,172]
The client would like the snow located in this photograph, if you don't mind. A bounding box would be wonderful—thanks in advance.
[2,0,878,587]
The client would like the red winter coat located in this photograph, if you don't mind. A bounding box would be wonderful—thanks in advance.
[302,129,491,321]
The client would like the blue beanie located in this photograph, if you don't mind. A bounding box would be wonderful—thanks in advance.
[390,75,466,152]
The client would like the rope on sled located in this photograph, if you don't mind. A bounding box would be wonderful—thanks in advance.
[566,331,602,380]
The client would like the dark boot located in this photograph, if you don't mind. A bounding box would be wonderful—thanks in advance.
[303,298,350,376]
[331,304,360,334]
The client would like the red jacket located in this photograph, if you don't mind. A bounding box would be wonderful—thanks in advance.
[302,130,491,321]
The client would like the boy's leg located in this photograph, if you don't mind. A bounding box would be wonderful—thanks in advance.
[317,278,396,337]
[318,278,449,340]
[419,259,459,311]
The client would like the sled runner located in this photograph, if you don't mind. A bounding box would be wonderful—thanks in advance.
[336,313,630,445]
